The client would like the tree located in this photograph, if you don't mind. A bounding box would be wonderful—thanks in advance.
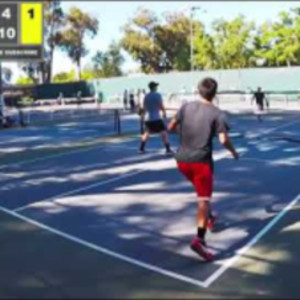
[211,15,255,69]
[255,9,300,67]
[155,12,201,71]
[92,42,124,77]
[121,8,161,73]
[121,9,205,73]
[44,0,65,83]
[193,32,217,70]
[60,7,99,80]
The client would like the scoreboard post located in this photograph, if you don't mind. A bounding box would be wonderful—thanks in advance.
[0,2,44,61]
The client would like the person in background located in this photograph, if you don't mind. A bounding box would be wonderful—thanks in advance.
[139,81,172,154]
[168,77,239,261]
[129,90,136,112]
[123,90,129,110]
[252,87,268,122]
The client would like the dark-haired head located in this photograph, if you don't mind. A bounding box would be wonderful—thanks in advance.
[198,78,218,101]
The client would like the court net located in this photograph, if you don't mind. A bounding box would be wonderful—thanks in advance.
[3,102,140,135]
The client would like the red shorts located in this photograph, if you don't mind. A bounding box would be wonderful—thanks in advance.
[177,162,213,198]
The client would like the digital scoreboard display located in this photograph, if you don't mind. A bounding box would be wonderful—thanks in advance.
[0,2,44,61]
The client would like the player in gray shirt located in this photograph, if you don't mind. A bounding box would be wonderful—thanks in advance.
[168,78,239,261]
[139,81,172,154]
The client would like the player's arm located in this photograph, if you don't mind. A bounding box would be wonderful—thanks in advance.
[219,132,239,159]
[168,105,184,132]
[264,94,269,108]
[168,115,178,132]
[160,97,167,119]
[216,113,239,159]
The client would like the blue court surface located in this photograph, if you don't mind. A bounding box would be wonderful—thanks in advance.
[1,110,300,296]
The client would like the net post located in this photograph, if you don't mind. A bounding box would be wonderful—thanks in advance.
[114,109,121,135]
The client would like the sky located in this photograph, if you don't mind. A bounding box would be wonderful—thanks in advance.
[4,1,300,82]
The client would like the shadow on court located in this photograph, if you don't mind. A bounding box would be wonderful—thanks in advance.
[0,204,299,298]
[1,111,300,298]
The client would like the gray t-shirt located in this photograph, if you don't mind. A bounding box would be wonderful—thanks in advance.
[175,101,228,164]
[144,92,163,121]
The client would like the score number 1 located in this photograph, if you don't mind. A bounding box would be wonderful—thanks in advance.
[28,8,34,19]
[21,3,43,45]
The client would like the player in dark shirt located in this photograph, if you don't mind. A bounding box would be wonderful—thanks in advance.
[168,78,239,261]
[252,87,268,121]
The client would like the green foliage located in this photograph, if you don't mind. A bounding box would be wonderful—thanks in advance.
[52,70,76,83]
[211,15,255,69]
[255,9,300,67]
[193,31,217,70]
[16,77,35,85]
[121,9,199,73]
[80,69,100,80]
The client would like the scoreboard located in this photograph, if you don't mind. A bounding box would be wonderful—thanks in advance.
[0,2,44,61]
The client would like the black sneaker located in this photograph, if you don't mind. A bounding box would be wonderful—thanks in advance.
[165,149,174,155]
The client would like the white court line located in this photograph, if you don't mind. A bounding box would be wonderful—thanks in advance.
[0,205,207,288]
[0,139,140,170]
[13,150,232,213]
[203,192,300,288]
[14,169,147,212]
[0,144,106,170]
[4,149,299,289]
[246,118,300,140]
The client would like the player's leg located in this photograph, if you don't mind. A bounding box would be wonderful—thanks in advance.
[177,162,214,261]
[139,128,150,153]
[160,130,172,153]
[191,163,214,261]
[257,103,263,122]
[139,121,153,153]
